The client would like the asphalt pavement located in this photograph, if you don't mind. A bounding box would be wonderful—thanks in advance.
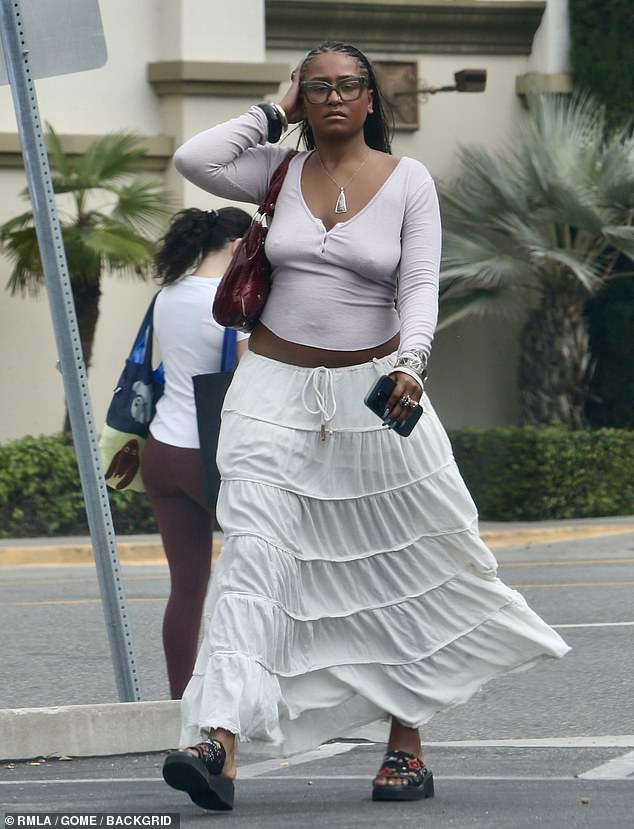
[1,519,633,828]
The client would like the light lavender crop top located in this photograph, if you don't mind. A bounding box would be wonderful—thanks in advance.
[173,106,441,364]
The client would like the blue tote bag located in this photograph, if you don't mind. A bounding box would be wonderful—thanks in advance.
[99,294,164,492]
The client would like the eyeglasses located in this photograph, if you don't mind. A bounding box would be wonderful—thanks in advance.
[300,75,369,105]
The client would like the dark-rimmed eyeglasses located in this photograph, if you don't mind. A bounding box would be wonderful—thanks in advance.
[300,75,369,105]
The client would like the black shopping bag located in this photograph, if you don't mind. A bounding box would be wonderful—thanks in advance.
[193,328,237,507]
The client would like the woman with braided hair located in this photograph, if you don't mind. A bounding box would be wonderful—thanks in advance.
[161,41,569,811]
[141,206,251,699]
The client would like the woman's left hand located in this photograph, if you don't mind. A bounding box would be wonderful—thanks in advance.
[278,59,305,125]
[385,371,423,423]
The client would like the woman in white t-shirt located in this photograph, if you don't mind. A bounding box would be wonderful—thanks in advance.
[141,206,251,699]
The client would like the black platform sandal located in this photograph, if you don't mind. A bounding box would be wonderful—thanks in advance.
[162,738,235,811]
[371,749,435,802]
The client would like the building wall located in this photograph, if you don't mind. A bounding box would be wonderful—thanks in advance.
[0,0,567,442]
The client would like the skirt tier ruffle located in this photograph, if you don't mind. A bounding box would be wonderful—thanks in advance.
[180,351,569,755]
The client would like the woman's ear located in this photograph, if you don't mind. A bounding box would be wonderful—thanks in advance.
[229,237,242,255]
[367,88,374,114]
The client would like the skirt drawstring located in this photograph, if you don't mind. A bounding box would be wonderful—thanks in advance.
[301,366,337,441]
[372,356,388,374]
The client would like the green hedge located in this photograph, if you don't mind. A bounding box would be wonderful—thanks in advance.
[449,426,634,520]
[1,428,633,537]
[0,434,157,538]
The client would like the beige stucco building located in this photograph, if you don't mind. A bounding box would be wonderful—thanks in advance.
[0,0,571,443]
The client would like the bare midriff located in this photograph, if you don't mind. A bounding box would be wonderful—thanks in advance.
[249,323,399,368]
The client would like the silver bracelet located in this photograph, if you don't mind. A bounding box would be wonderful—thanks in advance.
[393,350,428,381]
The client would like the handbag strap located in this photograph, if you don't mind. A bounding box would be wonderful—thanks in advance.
[130,292,160,365]
[220,327,237,372]
[259,150,298,218]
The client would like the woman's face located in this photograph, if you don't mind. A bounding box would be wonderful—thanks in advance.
[300,50,374,140]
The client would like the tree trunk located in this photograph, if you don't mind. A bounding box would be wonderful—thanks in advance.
[62,279,102,434]
[518,286,592,429]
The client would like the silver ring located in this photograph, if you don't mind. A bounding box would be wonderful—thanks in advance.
[399,395,412,408]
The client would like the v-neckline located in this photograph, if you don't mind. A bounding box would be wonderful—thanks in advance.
[298,151,404,234]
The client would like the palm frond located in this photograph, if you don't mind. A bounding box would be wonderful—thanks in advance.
[0,211,36,240]
[60,226,102,283]
[525,92,606,165]
[2,226,44,295]
[44,123,74,178]
[441,232,537,288]
[108,180,176,235]
[601,226,634,259]
[439,91,634,322]
[82,225,156,273]
[74,132,148,185]
[437,285,533,331]
[440,146,528,222]
[532,249,603,291]
[598,139,634,211]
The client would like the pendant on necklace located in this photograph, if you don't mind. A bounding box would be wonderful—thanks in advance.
[315,149,371,215]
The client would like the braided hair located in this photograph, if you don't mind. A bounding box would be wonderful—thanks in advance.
[298,41,394,154]
[154,206,252,285]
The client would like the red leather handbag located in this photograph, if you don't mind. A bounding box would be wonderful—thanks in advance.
[212,151,297,332]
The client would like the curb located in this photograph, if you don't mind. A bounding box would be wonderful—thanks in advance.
[1,523,634,567]
[0,701,180,762]
[480,523,634,548]
[0,536,223,567]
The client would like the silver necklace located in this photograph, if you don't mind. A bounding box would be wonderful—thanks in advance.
[315,149,371,214]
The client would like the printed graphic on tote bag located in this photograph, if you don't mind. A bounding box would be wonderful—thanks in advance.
[130,380,154,425]
[104,437,143,490]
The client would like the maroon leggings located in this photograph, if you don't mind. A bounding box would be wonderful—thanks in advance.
[141,433,213,699]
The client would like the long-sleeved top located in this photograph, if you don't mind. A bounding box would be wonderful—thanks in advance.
[173,106,441,365]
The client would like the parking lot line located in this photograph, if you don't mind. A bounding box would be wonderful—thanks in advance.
[424,736,634,748]
[553,621,634,629]
[238,741,360,779]
[578,750,634,780]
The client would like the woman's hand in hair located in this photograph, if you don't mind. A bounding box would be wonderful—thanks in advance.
[278,58,305,125]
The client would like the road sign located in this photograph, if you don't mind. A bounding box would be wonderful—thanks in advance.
[0,0,106,85]
[0,0,142,702]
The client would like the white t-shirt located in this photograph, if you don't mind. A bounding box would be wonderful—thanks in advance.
[149,275,247,448]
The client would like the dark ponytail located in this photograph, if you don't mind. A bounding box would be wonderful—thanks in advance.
[154,206,252,285]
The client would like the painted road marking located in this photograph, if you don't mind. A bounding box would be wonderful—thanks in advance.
[424,736,634,748]
[510,581,634,589]
[578,750,634,780]
[238,741,359,779]
[1,774,632,785]
[4,737,634,785]
[500,559,634,568]
[553,621,634,629]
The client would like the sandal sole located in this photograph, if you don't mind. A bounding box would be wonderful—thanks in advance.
[162,752,234,811]
[372,769,435,802]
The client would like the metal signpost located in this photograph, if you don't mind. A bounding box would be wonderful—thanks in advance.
[0,0,142,701]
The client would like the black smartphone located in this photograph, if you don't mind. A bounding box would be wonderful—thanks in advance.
[364,375,423,437]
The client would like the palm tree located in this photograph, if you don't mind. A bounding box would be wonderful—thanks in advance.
[438,93,634,428]
[0,126,175,397]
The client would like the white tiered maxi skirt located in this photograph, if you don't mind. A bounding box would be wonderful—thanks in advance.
[180,351,570,755]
